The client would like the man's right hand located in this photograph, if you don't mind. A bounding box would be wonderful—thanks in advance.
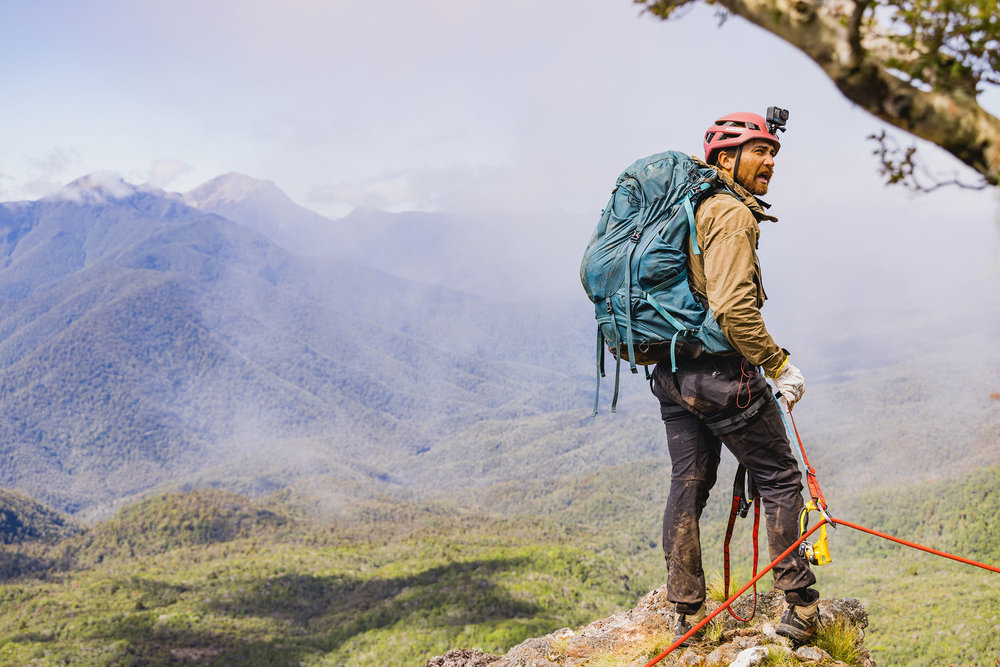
[775,361,805,409]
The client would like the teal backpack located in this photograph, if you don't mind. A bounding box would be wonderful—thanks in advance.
[580,151,734,414]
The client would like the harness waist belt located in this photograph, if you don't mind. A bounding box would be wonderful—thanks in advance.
[705,391,769,436]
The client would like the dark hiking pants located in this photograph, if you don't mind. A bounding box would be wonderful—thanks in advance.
[650,356,816,609]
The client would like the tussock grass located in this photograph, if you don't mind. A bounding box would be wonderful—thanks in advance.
[636,629,685,664]
[706,569,754,603]
[815,619,863,666]
[548,633,572,659]
[703,618,724,643]
[766,646,798,665]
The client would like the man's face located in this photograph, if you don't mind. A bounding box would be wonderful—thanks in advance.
[726,139,777,196]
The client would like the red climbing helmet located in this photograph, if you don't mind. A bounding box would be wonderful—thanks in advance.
[703,112,781,162]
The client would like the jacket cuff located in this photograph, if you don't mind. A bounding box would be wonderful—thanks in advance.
[763,349,790,378]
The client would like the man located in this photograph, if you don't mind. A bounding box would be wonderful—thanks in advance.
[649,111,818,646]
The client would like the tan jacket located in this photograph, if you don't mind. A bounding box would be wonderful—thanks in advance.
[688,165,786,377]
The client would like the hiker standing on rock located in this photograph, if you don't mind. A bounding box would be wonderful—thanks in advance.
[649,111,819,646]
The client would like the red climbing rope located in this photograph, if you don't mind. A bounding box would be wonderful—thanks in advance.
[723,495,760,622]
[831,517,1000,575]
[785,404,828,511]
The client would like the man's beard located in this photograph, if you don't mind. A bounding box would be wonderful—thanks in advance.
[736,160,770,196]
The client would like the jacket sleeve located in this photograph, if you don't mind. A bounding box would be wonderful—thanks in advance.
[699,198,786,377]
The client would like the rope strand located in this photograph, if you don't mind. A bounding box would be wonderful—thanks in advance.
[831,517,1000,574]
[643,521,826,667]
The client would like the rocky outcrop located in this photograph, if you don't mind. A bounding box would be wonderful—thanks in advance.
[425,587,876,667]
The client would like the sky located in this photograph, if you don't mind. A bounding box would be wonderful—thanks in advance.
[1,0,998,326]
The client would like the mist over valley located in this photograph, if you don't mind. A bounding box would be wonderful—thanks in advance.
[0,173,997,521]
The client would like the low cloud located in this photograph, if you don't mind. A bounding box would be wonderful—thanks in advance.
[0,173,15,201]
[3,147,86,201]
[307,164,553,218]
[147,159,193,189]
[43,172,149,205]
[20,179,66,200]
[28,147,80,180]
[310,172,429,213]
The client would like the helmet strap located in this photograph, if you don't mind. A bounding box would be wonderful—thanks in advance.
[732,145,744,188]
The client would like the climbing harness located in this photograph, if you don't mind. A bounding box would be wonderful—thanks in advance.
[723,464,760,621]
[705,391,769,436]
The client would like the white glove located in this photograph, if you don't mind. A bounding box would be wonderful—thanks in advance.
[774,360,805,409]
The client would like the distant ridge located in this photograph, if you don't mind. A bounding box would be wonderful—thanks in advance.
[184,173,331,244]
[182,173,586,299]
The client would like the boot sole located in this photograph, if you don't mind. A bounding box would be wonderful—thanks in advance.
[673,625,705,648]
[775,622,815,645]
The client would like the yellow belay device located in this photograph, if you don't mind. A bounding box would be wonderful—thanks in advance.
[798,500,832,566]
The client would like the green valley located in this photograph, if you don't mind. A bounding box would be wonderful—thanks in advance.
[2,464,999,666]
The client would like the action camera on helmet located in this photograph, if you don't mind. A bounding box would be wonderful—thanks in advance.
[766,106,789,135]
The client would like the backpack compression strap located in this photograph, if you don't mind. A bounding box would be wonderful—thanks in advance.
[683,194,702,256]
[622,202,654,375]
[592,327,605,417]
[642,268,691,373]
[623,190,697,373]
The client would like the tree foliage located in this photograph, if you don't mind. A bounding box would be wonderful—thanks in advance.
[637,0,1000,190]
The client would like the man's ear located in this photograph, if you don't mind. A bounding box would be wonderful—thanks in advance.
[716,149,736,176]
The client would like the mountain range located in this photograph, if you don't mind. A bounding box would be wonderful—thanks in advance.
[0,174,612,517]
[0,172,998,521]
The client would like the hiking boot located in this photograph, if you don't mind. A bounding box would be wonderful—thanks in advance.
[776,598,819,646]
[673,602,707,647]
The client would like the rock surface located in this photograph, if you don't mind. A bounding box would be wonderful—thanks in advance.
[424,649,502,667]
[424,587,877,666]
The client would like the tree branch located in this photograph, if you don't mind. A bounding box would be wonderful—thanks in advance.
[640,0,1000,185]
[847,0,869,67]
[869,129,990,192]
